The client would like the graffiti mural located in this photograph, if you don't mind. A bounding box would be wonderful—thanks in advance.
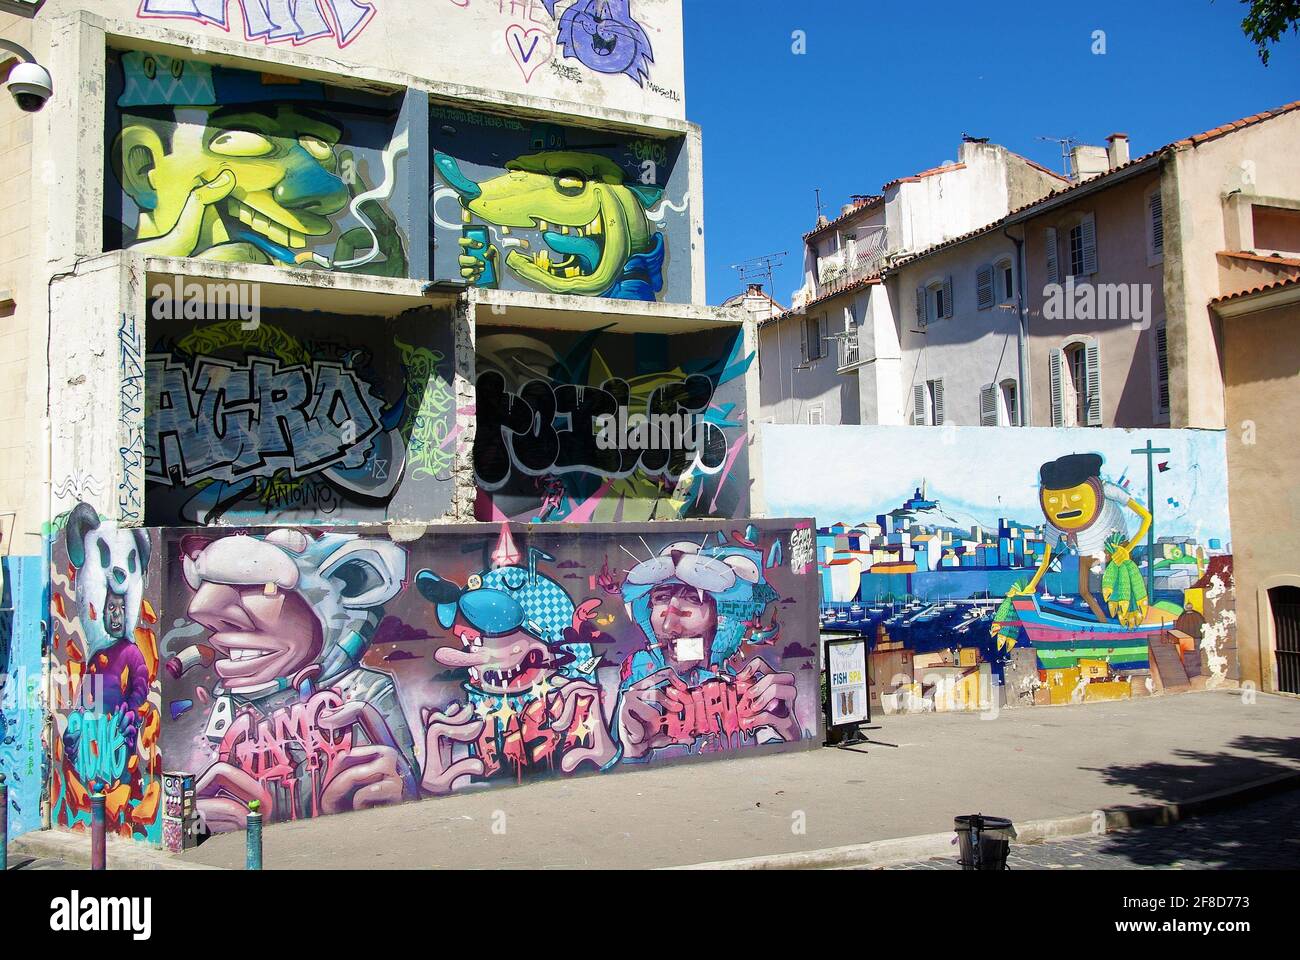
[1,556,44,839]
[49,505,164,843]
[761,425,1237,711]
[144,307,455,526]
[431,105,690,302]
[105,50,409,275]
[543,0,655,86]
[160,520,818,831]
[473,325,751,522]
[137,0,378,49]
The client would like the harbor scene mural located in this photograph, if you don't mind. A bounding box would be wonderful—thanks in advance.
[761,425,1237,712]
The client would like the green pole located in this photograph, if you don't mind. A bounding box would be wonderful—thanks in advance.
[1131,440,1170,606]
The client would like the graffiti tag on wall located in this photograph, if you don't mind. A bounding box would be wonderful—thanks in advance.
[137,0,377,48]
[161,521,817,831]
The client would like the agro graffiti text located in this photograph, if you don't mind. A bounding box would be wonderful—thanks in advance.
[138,0,377,48]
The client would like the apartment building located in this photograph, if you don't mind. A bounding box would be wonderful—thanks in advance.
[757,139,1066,425]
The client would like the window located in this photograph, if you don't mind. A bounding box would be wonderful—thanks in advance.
[981,380,1020,426]
[1050,338,1101,427]
[998,260,1015,303]
[1001,379,1019,426]
[1251,204,1300,255]
[802,314,827,361]
[914,379,945,426]
[917,278,954,324]
[807,402,825,425]
[1067,214,1098,277]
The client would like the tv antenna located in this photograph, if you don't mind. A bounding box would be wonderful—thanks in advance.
[1037,135,1080,177]
[814,187,827,221]
[731,250,787,316]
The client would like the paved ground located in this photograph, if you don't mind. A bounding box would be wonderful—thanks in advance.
[169,689,1300,870]
[878,786,1300,869]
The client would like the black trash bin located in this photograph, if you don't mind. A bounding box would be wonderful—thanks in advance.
[954,814,1013,870]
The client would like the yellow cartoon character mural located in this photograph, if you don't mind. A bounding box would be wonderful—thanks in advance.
[108,52,406,276]
[1014,453,1152,626]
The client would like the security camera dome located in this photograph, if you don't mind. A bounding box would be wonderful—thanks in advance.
[8,61,53,113]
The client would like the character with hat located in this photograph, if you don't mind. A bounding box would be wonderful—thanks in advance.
[1014,452,1152,624]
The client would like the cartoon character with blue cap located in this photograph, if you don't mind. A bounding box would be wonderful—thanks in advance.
[616,534,800,760]
[414,536,617,795]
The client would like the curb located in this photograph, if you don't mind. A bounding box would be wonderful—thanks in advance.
[668,769,1300,871]
[6,829,222,870]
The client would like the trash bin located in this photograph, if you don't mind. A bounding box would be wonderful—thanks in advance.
[954,814,1013,870]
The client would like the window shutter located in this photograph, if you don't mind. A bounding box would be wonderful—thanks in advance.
[932,379,945,425]
[800,318,810,363]
[1006,383,1020,427]
[1156,325,1170,414]
[818,314,828,359]
[1081,214,1098,275]
[1085,339,1102,425]
[980,383,998,426]
[976,265,994,310]
[1149,193,1164,256]
[1045,228,1060,285]
[915,286,927,326]
[913,384,927,425]
[942,277,954,319]
[1049,349,1065,427]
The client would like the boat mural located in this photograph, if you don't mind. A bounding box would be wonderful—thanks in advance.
[762,425,1238,712]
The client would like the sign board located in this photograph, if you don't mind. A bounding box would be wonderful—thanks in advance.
[825,635,870,729]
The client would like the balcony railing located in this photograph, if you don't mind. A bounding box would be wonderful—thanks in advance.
[838,333,861,370]
[816,227,888,298]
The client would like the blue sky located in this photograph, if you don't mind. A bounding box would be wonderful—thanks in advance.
[760,425,1232,547]
[683,0,1300,305]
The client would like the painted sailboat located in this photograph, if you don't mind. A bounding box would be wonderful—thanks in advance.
[1011,596,1165,670]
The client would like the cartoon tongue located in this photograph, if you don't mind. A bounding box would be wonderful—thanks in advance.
[543,231,600,272]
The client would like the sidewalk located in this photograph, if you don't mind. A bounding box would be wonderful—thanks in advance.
[168,689,1300,870]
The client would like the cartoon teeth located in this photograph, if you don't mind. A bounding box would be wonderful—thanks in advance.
[228,649,269,662]
[226,198,307,248]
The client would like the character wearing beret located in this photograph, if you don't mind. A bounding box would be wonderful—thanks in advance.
[1013,453,1152,625]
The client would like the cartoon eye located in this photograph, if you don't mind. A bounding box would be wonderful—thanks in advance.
[97,540,110,570]
[128,549,137,575]
[555,173,587,196]
[299,135,334,162]
[210,130,275,158]
[170,58,184,80]
[142,56,157,80]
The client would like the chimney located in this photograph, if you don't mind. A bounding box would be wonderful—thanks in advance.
[746,282,763,296]
[1106,133,1130,170]
[1070,144,1111,182]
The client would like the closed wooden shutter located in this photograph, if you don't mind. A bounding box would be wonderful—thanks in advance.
[1081,214,1098,275]
[916,286,927,326]
[980,383,999,425]
[1149,193,1164,256]
[1049,349,1065,427]
[1085,339,1102,425]
[1156,325,1170,414]
[913,384,927,425]
[1045,227,1060,285]
[942,277,954,319]
[932,379,945,425]
[977,265,994,310]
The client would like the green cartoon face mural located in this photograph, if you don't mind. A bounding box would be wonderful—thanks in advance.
[439,151,663,298]
[431,108,690,302]
[107,52,408,276]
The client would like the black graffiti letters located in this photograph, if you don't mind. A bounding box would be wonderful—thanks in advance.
[474,371,726,490]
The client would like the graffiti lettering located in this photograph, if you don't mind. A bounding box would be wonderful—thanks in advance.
[146,355,384,486]
[138,0,377,48]
[67,710,129,786]
[118,314,145,522]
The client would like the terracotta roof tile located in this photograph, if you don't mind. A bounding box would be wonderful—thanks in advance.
[803,195,884,242]
[1211,274,1300,305]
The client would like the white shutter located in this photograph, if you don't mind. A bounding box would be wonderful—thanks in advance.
[932,379,945,425]
[913,384,927,425]
[915,286,927,326]
[1049,349,1065,427]
[1045,227,1059,285]
[942,277,954,319]
[1149,193,1164,256]
[976,265,994,310]
[1081,214,1098,275]
[800,317,810,362]
[980,383,998,426]
[1085,339,1102,425]
[818,314,829,359]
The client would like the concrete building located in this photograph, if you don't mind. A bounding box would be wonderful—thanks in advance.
[757,140,1066,426]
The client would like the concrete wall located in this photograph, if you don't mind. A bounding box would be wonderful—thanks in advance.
[431,102,692,302]
[40,0,687,122]
[1022,169,1168,428]
[1165,110,1300,429]
[1222,299,1300,691]
[759,424,1235,711]
[891,230,1025,426]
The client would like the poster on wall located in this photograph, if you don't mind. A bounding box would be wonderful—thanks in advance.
[762,425,1237,713]
[157,519,819,833]
[827,637,869,727]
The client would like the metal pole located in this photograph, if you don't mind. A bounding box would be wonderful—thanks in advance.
[246,800,263,871]
[0,772,8,872]
[90,785,106,871]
